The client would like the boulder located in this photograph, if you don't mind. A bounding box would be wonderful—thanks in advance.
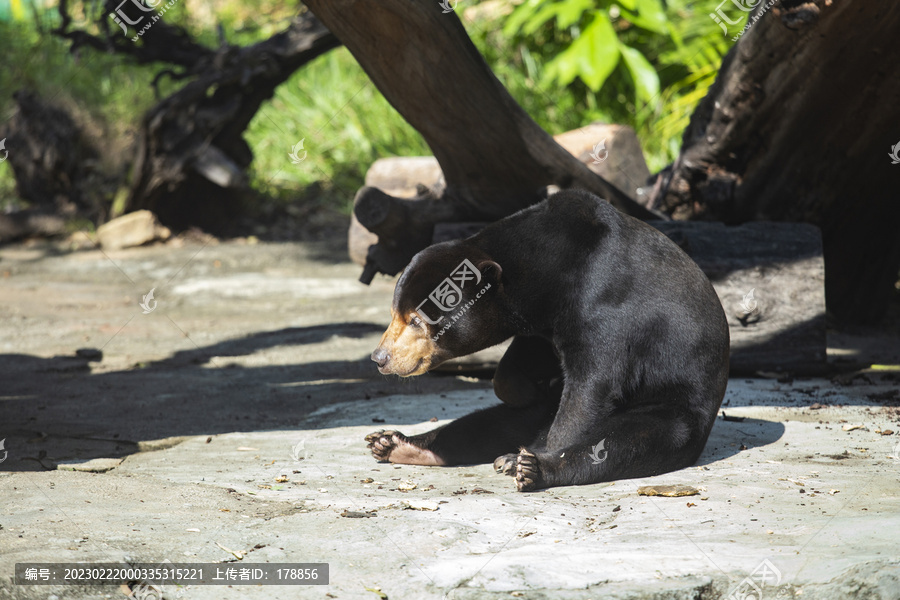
[96,210,171,250]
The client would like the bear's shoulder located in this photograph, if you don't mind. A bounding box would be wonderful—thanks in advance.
[545,190,619,226]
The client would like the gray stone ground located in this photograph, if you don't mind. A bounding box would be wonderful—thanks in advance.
[1,238,899,600]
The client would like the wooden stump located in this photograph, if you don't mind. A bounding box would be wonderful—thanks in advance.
[654,0,900,324]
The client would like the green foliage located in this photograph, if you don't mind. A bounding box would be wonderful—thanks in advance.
[504,0,668,103]
[486,0,736,171]
[244,47,430,212]
[0,0,738,216]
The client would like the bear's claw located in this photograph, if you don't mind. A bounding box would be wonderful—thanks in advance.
[493,453,518,476]
[515,447,543,492]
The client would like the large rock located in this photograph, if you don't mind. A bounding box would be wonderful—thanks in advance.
[96,210,171,250]
[553,122,652,200]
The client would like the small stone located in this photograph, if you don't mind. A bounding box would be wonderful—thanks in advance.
[637,485,700,497]
[57,457,123,473]
[402,500,439,511]
[75,348,103,361]
[96,210,171,250]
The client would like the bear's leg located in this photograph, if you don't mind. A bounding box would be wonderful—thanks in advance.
[365,399,558,466]
[514,407,713,491]
[493,336,562,408]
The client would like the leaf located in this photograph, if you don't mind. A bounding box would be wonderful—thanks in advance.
[618,0,668,34]
[555,0,594,29]
[503,0,544,37]
[619,43,660,104]
[544,11,620,91]
[522,2,563,35]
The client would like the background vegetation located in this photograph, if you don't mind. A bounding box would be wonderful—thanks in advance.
[0,0,743,216]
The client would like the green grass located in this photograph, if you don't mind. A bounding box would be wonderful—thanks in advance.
[0,0,736,218]
[244,47,431,213]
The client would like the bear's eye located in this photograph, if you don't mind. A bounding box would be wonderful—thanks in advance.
[409,315,423,329]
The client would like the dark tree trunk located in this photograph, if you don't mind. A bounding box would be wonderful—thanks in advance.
[304,0,659,282]
[0,91,109,223]
[127,13,339,232]
[49,3,339,233]
[651,0,900,324]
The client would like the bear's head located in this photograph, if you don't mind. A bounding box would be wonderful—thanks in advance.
[371,242,506,376]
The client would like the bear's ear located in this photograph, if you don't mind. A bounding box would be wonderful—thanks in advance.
[476,260,502,284]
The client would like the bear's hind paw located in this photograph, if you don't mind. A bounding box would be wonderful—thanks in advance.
[515,447,545,492]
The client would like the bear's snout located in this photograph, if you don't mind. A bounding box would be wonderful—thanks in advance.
[371,347,390,370]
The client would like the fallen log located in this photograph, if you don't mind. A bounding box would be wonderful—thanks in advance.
[652,220,826,375]
[0,211,67,244]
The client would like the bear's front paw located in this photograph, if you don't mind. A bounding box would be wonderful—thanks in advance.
[365,429,408,463]
[493,453,518,476]
[515,447,545,492]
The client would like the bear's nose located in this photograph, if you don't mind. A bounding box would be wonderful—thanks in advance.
[371,347,390,368]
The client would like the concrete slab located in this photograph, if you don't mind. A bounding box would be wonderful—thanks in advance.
[1,239,899,599]
[4,379,900,599]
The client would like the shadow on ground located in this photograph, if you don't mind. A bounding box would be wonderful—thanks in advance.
[0,321,491,471]
[1,318,792,475]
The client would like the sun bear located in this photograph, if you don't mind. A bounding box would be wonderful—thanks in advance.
[366,190,730,491]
